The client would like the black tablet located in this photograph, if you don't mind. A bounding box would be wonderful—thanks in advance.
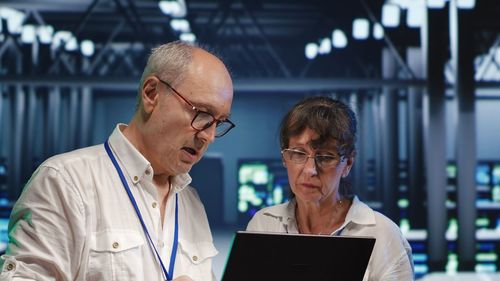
[222,231,375,281]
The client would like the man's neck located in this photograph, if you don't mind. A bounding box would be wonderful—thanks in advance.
[155,176,172,227]
[123,120,173,226]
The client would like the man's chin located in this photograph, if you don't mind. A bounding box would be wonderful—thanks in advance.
[175,161,195,175]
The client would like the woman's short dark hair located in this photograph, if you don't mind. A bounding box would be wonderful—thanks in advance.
[279,96,357,196]
[280,96,357,155]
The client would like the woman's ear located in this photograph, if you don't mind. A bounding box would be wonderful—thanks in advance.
[341,157,355,178]
[281,154,287,168]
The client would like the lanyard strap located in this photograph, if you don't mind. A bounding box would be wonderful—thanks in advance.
[336,226,345,236]
[104,140,179,281]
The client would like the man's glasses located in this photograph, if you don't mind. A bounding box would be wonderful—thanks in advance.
[281,149,342,169]
[156,77,235,137]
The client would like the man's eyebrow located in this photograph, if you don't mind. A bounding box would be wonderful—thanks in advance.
[191,101,231,120]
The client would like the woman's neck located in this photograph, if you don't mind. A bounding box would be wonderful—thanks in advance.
[295,198,350,235]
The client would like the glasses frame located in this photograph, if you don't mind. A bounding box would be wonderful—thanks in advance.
[156,76,235,137]
[281,148,343,169]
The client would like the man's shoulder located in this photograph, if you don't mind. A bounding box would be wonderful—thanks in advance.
[40,144,105,171]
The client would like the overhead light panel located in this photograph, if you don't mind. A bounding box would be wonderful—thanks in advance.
[179,32,196,43]
[318,38,332,55]
[381,4,400,27]
[373,23,384,40]
[159,0,187,18]
[332,29,347,48]
[21,24,36,43]
[0,7,26,34]
[457,0,475,9]
[65,36,78,51]
[80,40,95,57]
[170,19,190,33]
[389,0,410,9]
[352,18,369,40]
[37,25,54,44]
[427,0,447,9]
[52,30,72,50]
[305,43,318,60]
[406,0,424,28]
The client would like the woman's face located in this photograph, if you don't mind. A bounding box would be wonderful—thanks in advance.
[284,128,354,205]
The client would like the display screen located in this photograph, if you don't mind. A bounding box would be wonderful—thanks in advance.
[237,159,289,225]
[0,218,8,253]
[476,163,491,186]
[492,165,500,185]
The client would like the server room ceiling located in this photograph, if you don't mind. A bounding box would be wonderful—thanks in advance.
[1,0,498,80]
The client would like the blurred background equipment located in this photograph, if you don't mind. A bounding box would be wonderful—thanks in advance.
[0,0,499,279]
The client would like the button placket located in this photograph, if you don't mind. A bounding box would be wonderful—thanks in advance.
[5,262,15,271]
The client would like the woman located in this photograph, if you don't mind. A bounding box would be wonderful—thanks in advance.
[247,96,414,281]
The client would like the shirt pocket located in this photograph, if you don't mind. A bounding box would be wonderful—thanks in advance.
[176,240,218,281]
[87,229,145,281]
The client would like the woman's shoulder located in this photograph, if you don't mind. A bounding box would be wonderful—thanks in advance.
[371,210,404,235]
[246,201,293,232]
[255,201,291,216]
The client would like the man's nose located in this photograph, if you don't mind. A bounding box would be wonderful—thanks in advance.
[196,123,217,144]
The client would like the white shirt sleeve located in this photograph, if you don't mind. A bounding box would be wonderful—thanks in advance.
[0,165,86,280]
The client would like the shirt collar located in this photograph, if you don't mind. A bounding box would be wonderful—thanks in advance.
[282,196,376,225]
[344,196,377,226]
[268,195,376,233]
[107,123,191,192]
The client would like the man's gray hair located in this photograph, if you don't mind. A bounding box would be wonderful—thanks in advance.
[136,41,196,110]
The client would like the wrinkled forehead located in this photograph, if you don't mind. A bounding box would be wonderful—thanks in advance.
[179,56,233,118]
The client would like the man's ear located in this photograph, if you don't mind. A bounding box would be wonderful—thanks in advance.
[141,77,160,115]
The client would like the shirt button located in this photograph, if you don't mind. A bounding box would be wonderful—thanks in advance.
[6,263,15,271]
[159,241,165,248]
[192,255,198,262]
[112,242,119,249]
[133,176,139,181]
[152,202,157,208]
[145,169,151,175]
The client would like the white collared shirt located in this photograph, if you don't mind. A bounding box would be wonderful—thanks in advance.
[247,196,415,281]
[0,124,218,281]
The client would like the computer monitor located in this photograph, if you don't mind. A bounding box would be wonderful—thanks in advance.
[237,159,289,225]
[0,218,8,254]
[476,163,491,186]
[492,164,500,185]
[0,162,7,186]
[446,163,457,180]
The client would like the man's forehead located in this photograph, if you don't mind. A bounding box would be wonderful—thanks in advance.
[178,82,233,118]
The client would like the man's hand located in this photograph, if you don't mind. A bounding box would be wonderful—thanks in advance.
[172,276,194,281]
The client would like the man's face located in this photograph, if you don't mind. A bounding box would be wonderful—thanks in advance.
[142,50,233,177]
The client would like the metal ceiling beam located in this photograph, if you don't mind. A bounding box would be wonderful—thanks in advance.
[0,76,427,90]
[242,2,292,78]
[361,0,417,80]
[475,35,500,81]
[4,76,499,91]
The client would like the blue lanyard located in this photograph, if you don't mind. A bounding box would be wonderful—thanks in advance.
[104,140,179,281]
[336,226,345,236]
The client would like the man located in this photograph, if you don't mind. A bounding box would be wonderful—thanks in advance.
[0,41,234,281]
